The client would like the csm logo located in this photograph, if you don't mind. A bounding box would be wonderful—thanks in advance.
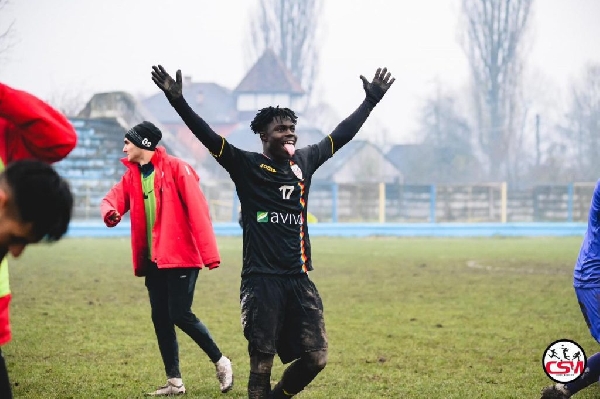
[257,211,302,225]
[542,339,587,383]
[142,138,152,147]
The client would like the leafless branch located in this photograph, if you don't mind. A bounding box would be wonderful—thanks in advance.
[461,0,533,181]
[246,0,323,103]
[0,0,16,62]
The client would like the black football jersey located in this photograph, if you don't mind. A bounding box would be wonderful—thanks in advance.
[169,95,375,275]
[213,137,334,276]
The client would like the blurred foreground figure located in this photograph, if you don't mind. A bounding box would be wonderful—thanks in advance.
[100,121,233,396]
[541,180,600,399]
[0,82,77,398]
[152,64,394,398]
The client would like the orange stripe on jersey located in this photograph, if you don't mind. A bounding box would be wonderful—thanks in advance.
[298,181,308,272]
[328,135,334,155]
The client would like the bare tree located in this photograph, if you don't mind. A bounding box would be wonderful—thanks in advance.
[303,102,340,135]
[0,0,15,64]
[461,0,533,182]
[47,88,90,117]
[416,83,481,183]
[246,0,323,103]
[560,63,600,181]
[357,116,392,151]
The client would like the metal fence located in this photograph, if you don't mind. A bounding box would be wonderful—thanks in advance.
[71,178,597,223]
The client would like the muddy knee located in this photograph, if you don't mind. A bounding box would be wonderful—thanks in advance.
[304,349,327,372]
[250,351,275,374]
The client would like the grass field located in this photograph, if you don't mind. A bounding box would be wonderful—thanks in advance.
[4,236,600,398]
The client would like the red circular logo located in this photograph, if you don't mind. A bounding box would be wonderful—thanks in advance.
[542,339,587,383]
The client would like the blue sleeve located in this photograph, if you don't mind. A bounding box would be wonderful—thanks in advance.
[589,180,600,225]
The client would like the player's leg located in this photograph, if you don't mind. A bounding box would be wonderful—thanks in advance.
[271,349,328,399]
[271,276,328,398]
[0,348,12,398]
[145,262,182,387]
[541,286,600,398]
[166,268,222,362]
[241,275,286,399]
[165,267,233,393]
[249,351,275,399]
[563,287,600,394]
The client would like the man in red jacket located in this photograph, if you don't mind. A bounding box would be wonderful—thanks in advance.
[0,82,77,399]
[101,121,233,396]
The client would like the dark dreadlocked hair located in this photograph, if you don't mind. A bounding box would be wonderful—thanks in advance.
[250,106,298,134]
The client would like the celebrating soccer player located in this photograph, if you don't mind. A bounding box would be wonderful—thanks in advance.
[152,64,394,398]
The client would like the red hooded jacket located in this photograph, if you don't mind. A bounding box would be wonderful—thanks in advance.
[0,82,78,346]
[100,147,220,276]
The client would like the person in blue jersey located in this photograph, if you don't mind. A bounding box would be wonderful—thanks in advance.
[541,180,600,399]
[151,64,394,399]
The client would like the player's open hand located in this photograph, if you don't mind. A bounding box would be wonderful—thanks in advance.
[151,65,183,101]
[360,67,395,106]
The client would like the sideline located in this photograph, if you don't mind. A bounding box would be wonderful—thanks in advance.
[67,221,587,238]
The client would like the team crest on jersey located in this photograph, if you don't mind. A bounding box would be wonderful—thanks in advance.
[291,164,303,180]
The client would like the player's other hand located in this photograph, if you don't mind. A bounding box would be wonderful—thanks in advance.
[104,210,121,227]
[360,67,395,106]
[151,65,183,101]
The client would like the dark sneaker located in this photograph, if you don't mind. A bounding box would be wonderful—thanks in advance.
[540,384,570,399]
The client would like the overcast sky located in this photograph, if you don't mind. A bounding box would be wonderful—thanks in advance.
[1,0,599,144]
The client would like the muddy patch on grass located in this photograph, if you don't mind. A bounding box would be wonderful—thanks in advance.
[466,260,571,275]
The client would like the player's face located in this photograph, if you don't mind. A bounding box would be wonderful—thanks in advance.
[123,138,144,163]
[0,190,37,260]
[262,117,297,160]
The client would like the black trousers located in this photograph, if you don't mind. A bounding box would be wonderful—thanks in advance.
[145,262,222,378]
[0,348,12,398]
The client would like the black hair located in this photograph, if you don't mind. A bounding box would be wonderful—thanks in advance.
[250,106,298,134]
[1,160,73,242]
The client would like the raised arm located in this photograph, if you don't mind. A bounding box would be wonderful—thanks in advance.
[151,65,223,155]
[0,82,77,163]
[328,67,395,151]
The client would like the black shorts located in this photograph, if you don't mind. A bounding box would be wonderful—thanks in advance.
[240,274,328,364]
